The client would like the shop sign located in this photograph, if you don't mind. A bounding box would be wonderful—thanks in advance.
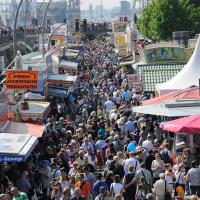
[6,70,38,90]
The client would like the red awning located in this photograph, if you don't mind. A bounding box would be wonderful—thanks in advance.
[143,87,200,105]
[3,121,45,137]
[160,113,200,134]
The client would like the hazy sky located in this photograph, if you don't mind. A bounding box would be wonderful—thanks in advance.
[81,0,131,10]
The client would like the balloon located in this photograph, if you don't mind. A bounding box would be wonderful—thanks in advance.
[128,143,136,152]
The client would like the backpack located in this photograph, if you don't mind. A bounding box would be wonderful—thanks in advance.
[161,150,171,164]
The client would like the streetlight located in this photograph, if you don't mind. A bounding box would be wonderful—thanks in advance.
[36,0,46,49]
[24,0,33,54]
[13,0,24,57]
[42,0,53,58]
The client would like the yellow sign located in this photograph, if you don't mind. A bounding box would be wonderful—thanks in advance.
[114,33,127,47]
[6,70,38,90]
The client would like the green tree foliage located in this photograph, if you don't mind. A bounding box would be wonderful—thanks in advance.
[138,0,200,41]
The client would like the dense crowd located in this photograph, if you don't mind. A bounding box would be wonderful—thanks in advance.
[1,37,200,200]
[0,25,50,37]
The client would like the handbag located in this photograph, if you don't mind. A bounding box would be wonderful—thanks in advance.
[164,180,172,200]
[174,172,181,188]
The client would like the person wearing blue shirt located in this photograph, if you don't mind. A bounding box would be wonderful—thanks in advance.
[98,124,106,138]
[126,117,135,132]
[93,173,109,196]
[122,90,130,102]
[96,136,106,151]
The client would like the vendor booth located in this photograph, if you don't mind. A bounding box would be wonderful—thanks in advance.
[160,114,200,153]
[59,60,78,76]
[0,133,38,162]
[3,121,45,137]
[142,86,200,105]
[19,101,50,122]
[45,75,77,98]
[8,101,51,123]
[24,92,45,101]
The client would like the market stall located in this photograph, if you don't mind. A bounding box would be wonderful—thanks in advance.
[59,60,78,75]
[24,92,45,101]
[160,114,200,153]
[0,133,38,162]
[45,74,77,98]
[142,86,199,105]
[3,121,45,137]
[19,101,50,122]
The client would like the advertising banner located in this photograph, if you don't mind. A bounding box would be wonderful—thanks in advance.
[144,47,187,64]
[127,74,142,91]
[6,70,38,90]
[114,32,127,47]
[112,21,128,33]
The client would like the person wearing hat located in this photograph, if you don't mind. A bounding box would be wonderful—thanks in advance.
[153,173,170,200]
[75,173,90,199]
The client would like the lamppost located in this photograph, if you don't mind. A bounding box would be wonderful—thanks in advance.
[36,0,46,49]
[13,0,24,57]
[42,0,53,58]
[24,0,33,54]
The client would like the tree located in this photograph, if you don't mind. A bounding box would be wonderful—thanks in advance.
[138,0,200,41]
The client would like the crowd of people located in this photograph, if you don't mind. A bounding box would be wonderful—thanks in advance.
[1,37,200,200]
[0,25,50,38]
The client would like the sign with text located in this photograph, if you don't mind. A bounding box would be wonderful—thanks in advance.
[6,70,38,90]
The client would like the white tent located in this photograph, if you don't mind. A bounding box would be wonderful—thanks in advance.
[24,92,45,100]
[156,35,200,95]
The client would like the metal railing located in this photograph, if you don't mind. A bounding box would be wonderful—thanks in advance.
[0,28,51,47]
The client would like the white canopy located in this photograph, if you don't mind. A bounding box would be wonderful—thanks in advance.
[156,35,200,95]
[59,60,78,70]
[24,92,45,100]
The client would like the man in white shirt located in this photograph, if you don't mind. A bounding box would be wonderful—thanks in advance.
[154,173,170,200]
[142,135,153,150]
[124,152,141,174]
[104,97,115,117]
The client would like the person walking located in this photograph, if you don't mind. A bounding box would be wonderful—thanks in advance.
[153,173,170,200]
[186,161,200,197]
[122,165,137,200]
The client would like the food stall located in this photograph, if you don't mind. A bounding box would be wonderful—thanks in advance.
[22,52,47,94]
[19,101,50,122]
[59,60,78,75]
[45,74,77,99]
[0,133,38,162]
[160,113,200,152]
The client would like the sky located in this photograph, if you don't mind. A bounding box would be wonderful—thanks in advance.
[81,0,122,10]
[35,0,133,10]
